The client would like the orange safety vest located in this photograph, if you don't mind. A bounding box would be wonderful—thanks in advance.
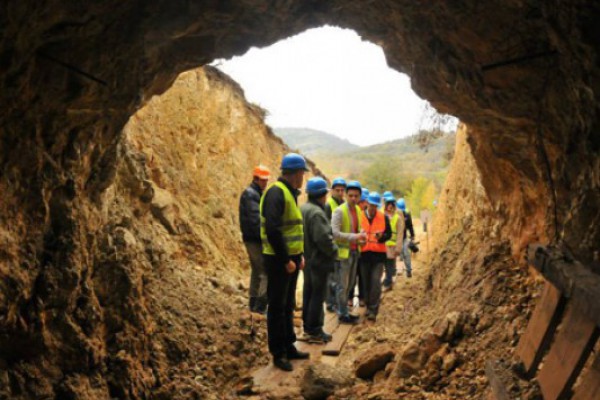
[360,210,387,253]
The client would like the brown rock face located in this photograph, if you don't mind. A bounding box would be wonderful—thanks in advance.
[0,1,599,398]
[354,344,395,380]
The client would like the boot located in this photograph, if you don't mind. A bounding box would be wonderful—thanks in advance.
[273,356,293,371]
[287,346,310,360]
[255,296,268,314]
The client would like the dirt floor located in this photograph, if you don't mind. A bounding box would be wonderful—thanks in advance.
[232,220,545,399]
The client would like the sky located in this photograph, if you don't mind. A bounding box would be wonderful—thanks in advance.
[214,26,447,147]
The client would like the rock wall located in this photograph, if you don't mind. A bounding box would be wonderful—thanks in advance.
[0,66,313,399]
[1,1,599,398]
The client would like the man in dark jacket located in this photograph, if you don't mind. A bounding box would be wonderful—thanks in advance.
[300,177,338,344]
[396,198,415,278]
[239,165,270,313]
[260,153,310,372]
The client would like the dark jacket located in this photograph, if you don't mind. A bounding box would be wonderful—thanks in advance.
[262,177,302,264]
[301,199,338,273]
[239,181,263,243]
[403,211,415,240]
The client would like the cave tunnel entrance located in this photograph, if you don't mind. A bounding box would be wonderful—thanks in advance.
[1,2,599,399]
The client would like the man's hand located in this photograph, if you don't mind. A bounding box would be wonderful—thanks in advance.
[299,256,305,271]
[286,260,297,274]
[357,232,367,244]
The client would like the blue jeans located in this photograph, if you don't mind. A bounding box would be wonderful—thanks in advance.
[402,238,412,274]
[335,250,359,317]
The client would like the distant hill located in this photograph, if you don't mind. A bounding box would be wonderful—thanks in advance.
[273,127,359,156]
[273,126,456,197]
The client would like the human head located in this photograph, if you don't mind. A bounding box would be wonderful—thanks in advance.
[331,177,346,201]
[385,198,396,213]
[345,180,362,207]
[280,153,309,190]
[396,198,406,211]
[306,177,329,205]
[359,188,369,208]
[252,165,270,190]
[367,192,381,215]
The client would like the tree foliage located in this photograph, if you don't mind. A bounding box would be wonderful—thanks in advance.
[358,159,414,196]
[406,177,437,216]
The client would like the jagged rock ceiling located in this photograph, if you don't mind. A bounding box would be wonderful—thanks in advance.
[1,2,598,255]
[0,1,599,398]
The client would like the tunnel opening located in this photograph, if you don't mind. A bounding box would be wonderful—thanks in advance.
[0,2,599,399]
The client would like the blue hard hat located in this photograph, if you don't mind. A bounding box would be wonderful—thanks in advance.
[280,153,309,171]
[397,198,406,211]
[346,180,362,192]
[306,177,329,196]
[383,191,393,198]
[331,177,347,188]
[367,192,381,206]
[361,188,369,202]
[385,195,396,204]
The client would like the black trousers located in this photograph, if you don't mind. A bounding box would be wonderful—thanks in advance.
[265,254,300,358]
[359,255,385,315]
[302,263,329,335]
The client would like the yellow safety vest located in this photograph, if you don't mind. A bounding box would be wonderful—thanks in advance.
[336,203,363,259]
[385,213,399,246]
[260,181,304,255]
[327,197,342,214]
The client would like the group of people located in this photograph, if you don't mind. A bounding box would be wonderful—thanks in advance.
[238,153,415,372]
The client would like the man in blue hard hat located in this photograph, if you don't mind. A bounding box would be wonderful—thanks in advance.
[382,196,405,290]
[331,180,367,324]
[360,192,392,321]
[300,177,338,344]
[325,177,346,220]
[260,153,310,371]
[396,198,415,278]
[324,177,346,312]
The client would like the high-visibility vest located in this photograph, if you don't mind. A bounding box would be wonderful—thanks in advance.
[385,213,399,246]
[335,203,363,259]
[260,181,304,255]
[360,210,387,253]
[327,197,343,214]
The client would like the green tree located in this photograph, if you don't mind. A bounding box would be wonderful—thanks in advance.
[406,177,437,216]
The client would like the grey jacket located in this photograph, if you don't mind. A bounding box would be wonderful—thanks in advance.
[301,200,338,273]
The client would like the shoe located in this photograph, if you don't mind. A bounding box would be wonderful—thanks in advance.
[287,347,310,360]
[319,331,333,342]
[367,313,377,321]
[306,334,325,344]
[407,271,412,278]
[382,283,390,291]
[339,315,359,325]
[273,357,293,371]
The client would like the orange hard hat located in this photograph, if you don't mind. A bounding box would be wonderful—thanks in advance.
[253,165,270,179]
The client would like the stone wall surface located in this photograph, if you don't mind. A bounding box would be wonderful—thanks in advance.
[0,1,599,398]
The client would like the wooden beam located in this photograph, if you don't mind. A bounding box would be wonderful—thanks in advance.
[527,244,600,327]
[515,281,566,377]
[321,306,365,356]
[572,351,600,400]
[537,301,599,400]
